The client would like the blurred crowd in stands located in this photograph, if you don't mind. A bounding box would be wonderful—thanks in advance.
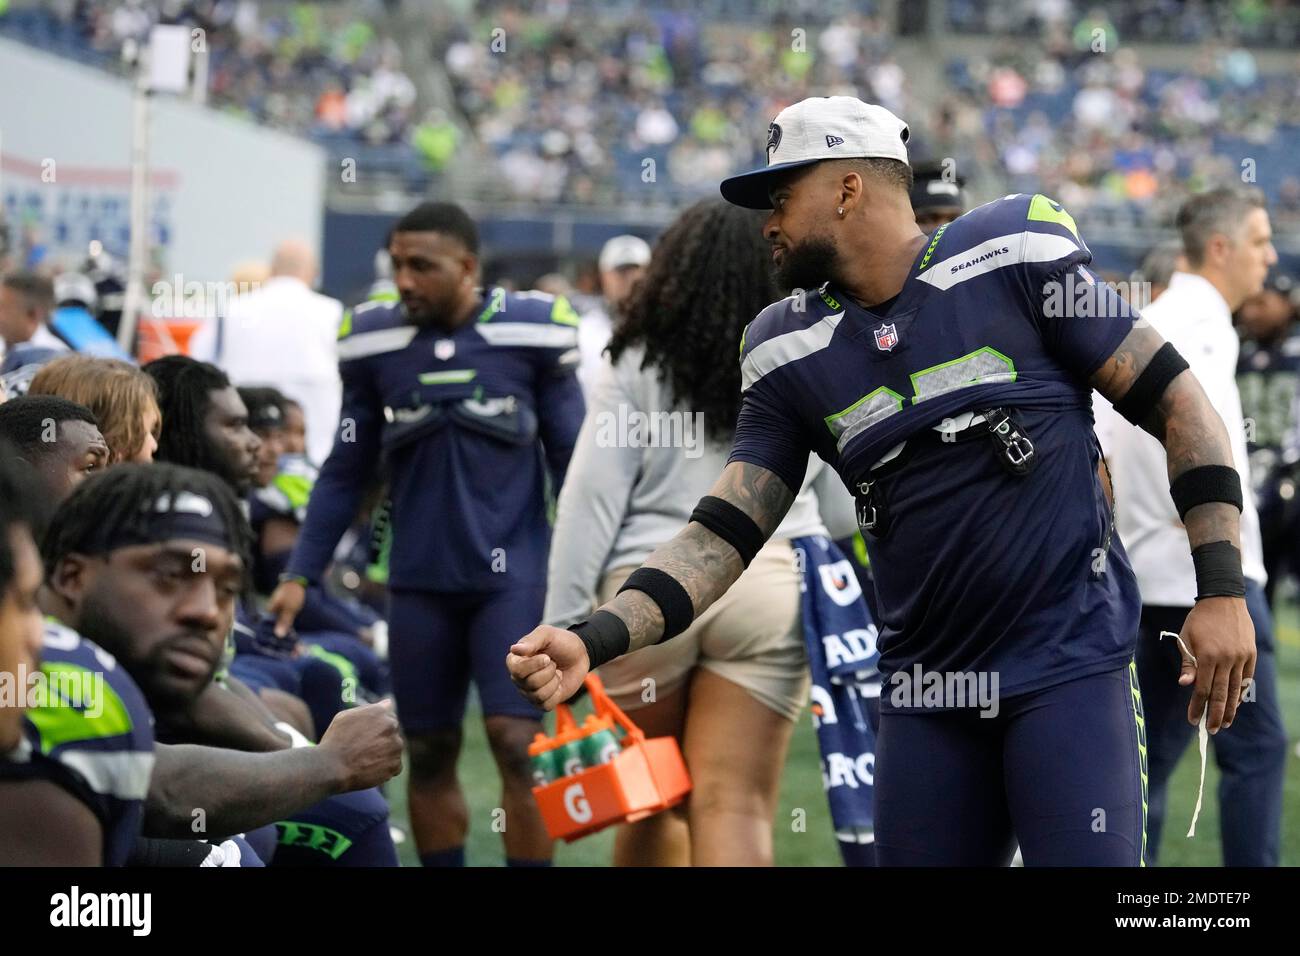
[435,0,1300,220]
[3,0,1299,226]
[2,0,424,148]
[946,3,1300,229]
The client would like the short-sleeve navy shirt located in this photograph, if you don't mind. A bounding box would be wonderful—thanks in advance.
[729,194,1144,707]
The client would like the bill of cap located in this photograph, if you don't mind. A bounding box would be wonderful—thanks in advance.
[719,158,823,209]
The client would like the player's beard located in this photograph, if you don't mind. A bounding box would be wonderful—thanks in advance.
[774,233,841,294]
[77,585,213,712]
[404,295,460,331]
[402,300,438,328]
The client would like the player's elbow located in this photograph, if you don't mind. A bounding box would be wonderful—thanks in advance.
[142,749,193,838]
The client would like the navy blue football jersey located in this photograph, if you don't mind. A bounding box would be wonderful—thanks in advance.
[287,290,586,592]
[729,194,1143,706]
[0,621,156,865]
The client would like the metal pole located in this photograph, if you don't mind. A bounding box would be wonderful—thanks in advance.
[117,51,151,355]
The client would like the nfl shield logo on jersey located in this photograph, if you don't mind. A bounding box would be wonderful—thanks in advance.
[434,339,455,360]
[873,323,899,352]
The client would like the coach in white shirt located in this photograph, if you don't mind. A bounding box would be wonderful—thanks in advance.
[191,240,344,465]
[1097,187,1287,866]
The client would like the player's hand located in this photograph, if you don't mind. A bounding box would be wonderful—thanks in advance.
[1177,596,1256,734]
[317,699,404,791]
[267,580,306,637]
[506,626,589,711]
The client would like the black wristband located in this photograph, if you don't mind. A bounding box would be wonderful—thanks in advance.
[617,567,696,642]
[690,495,765,567]
[1169,465,1243,521]
[1191,541,1246,600]
[127,837,216,867]
[570,610,630,670]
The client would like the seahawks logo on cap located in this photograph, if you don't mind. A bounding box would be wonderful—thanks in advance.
[766,122,782,161]
[149,492,214,516]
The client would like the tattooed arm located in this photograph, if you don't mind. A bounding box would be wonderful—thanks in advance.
[597,462,794,653]
[1091,322,1255,732]
[1092,322,1242,551]
[506,461,795,709]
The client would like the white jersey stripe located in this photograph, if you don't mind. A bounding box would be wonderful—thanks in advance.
[337,326,418,360]
[742,312,844,392]
[59,750,155,801]
[475,323,578,348]
[916,231,1080,291]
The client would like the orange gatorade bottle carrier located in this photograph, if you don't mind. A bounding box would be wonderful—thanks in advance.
[528,674,691,842]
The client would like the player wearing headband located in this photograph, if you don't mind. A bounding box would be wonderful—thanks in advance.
[18,462,403,865]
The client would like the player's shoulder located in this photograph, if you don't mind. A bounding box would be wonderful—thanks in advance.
[24,620,154,774]
[491,289,580,324]
[741,286,842,357]
[971,192,1083,245]
[39,619,120,674]
[336,298,415,362]
[339,297,405,339]
[739,287,845,391]
[916,193,1089,291]
[256,455,316,521]
[475,288,581,349]
[4,622,154,866]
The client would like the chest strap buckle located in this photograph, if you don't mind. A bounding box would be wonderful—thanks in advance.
[981,407,1037,476]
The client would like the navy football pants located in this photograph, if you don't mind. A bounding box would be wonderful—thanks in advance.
[272,787,398,867]
[387,587,545,732]
[874,665,1147,866]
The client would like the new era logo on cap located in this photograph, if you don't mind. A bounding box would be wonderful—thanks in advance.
[720,96,911,209]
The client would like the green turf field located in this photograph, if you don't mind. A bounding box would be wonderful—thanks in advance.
[387,619,1300,867]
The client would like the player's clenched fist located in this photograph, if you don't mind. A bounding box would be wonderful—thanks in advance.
[506,626,589,710]
[318,699,405,791]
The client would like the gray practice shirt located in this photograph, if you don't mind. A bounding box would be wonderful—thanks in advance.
[544,344,858,628]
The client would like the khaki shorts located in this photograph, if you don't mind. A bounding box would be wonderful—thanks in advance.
[594,539,809,723]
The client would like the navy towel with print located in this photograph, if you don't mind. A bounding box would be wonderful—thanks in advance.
[793,535,880,865]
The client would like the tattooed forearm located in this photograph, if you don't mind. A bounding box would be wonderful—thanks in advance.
[597,461,795,653]
[1157,371,1241,550]
[1091,324,1240,550]
[602,522,741,653]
